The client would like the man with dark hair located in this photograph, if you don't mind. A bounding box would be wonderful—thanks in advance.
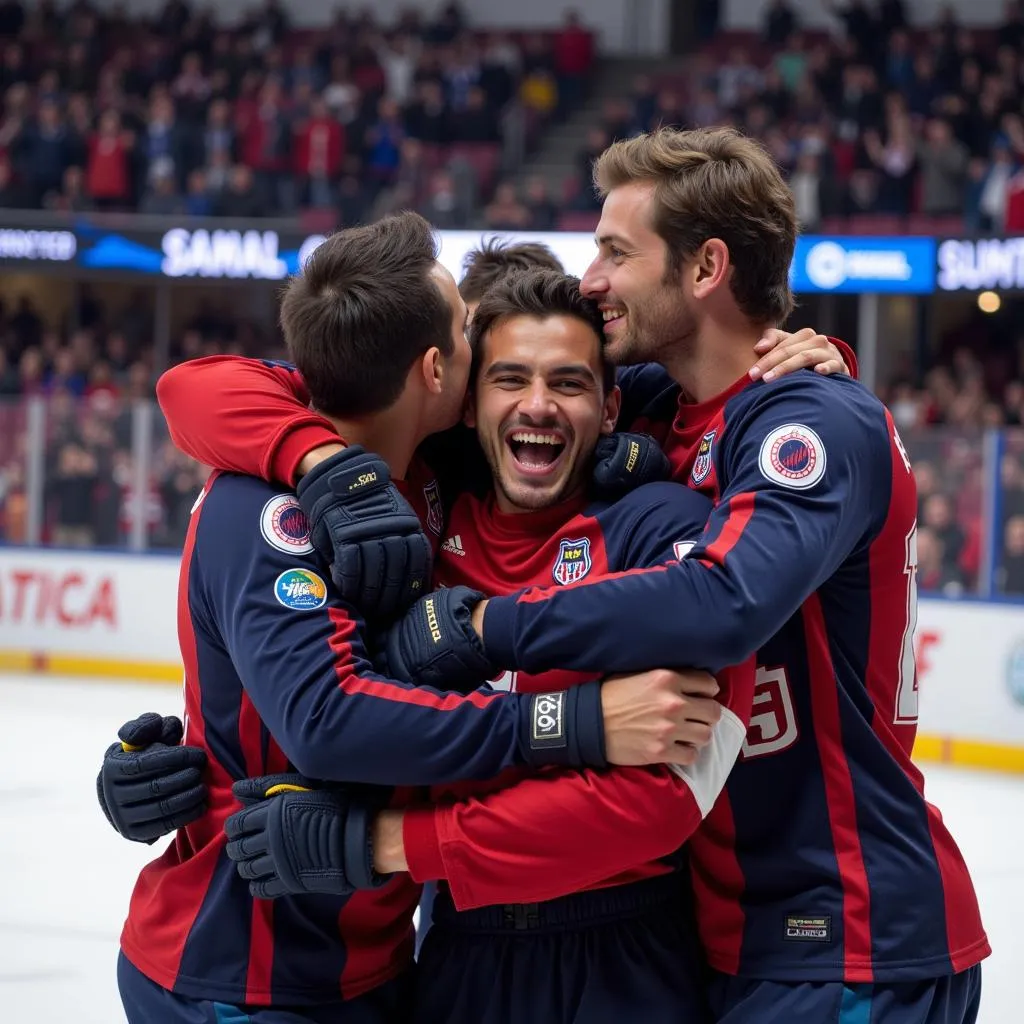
[457,236,565,311]
[108,214,723,1024]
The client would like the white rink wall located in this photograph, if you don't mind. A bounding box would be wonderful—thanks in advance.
[1,549,1023,769]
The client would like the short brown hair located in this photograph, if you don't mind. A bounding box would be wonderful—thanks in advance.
[468,268,614,392]
[459,237,565,304]
[593,126,796,324]
[280,212,453,417]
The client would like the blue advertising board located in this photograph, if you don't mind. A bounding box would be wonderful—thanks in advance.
[790,236,937,294]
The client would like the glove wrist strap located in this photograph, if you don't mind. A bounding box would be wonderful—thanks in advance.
[520,681,607,769]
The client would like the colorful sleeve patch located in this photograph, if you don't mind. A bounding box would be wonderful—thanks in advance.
[757,424,826,490]
[260,494,314,555]
[274,568,328,610]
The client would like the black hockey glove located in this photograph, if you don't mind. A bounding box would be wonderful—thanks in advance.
[97,713,208,844]
[224,775,389,900]
[590,432,671,500]
[297,446,434,622]
[376,585,496,692]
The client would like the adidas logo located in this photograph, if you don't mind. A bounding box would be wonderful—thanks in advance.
[441,534,467,557]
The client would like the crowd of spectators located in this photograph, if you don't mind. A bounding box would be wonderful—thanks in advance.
[0,0,593,225]
[0,288,278,550]
[567,0,1024,234]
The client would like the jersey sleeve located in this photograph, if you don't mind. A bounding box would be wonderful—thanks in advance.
[156,356,338,485]
[400,483,755,907]
[192,475,549,786]
[482,375,889,675]
[402,765,695,908]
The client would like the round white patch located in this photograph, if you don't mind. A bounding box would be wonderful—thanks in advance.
[260,495,314,554]
[758,424,826,490]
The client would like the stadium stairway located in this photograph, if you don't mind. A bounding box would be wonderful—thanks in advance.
[521,56,688,224]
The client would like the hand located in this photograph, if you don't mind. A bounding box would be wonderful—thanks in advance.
[296,445,434,623]
[96,713,208,843]
[377,585,495,691]
[749,328,850,383]
[600,669,722,767]
[224,774,388,900]
[590,433,671,500]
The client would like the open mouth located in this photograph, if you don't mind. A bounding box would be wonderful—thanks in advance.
[601,307,626,331]
[506,430,568,477]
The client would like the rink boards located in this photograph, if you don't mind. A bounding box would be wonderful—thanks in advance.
[1,548,1024,773]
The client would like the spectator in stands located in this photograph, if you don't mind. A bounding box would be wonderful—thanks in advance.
[918,526,965,594]
[1000,515,1024,595]
[215,164,263,218]
[22,97,72,206]
[140,169,183,215]
[790,151,823,229]
[363,96,406,188]
[918,117,970,215]
[863,116,916,214]
[522,175,556,230]
[86,109,133,210]
[49,441,98,548]
[452,85,500,143]
[294,96,344,208]
[482,180,531,230]
[417,169,463,228]
[552,10,593,118]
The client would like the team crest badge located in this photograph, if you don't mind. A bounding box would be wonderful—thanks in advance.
[758,423,826,490]
[552,538,592,585]
[260,494,314,555]
[691,430,716,485]
[423,480,444,536]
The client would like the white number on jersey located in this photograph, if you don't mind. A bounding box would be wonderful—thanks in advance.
[741,665,799,759]
[893,524,920,724]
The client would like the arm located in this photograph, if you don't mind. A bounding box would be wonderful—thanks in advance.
[197,475,605,785]
[615,332,856,429]
[480,376,887,675]
[385,767,701,907]
[156,356,339,485]
[375,485,755,907]
[382,656,753,909]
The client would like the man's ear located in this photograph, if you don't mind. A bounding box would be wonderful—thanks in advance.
[420,347,444,394]
[600,384,621,435]
[690,238,731,300]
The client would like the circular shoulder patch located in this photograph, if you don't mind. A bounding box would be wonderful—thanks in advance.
[758,424,826,490]
[274,568,328,611]
[260,495,314,555]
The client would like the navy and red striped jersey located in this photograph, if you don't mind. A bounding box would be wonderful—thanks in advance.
[481,367,990,983]
[119,470,598,1005]
[400,483,755,910]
